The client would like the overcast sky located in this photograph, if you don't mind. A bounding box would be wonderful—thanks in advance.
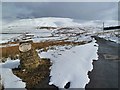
[2,2,118,22]
[1,0,119,2]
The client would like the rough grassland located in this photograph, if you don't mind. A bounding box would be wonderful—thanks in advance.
[0,40,87,59]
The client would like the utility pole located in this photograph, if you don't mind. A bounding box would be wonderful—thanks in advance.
[103,22,105,34]
[103,22,104,30]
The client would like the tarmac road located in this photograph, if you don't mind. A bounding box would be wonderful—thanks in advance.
[86,37,119,89]
[29,37,119,89]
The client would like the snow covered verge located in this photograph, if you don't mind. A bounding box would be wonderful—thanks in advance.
[99,34,119,44]
[38,39,98,88]
[97,30,119,44]
[0,58,26,88]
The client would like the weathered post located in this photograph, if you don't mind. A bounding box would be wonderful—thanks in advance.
[19,35,40,71]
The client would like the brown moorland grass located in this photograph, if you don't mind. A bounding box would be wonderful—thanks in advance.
[0,45,19,59]
[13,59,51,88]
[0,40,88,59]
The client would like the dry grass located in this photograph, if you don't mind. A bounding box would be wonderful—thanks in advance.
[0,40,87,59]
[0,45,19,59]
[13,59,51,88]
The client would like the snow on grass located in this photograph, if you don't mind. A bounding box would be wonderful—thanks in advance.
[0,34,20,44]
[1,17,119,44]
[33,36,61,42]
[1,34,21,40]
[1,17,82,44]
[0,58,20,69]
[99,35,119,44]
[39,39,98,88]
[97,30,119,44]
[0,58,26,88]
[0,39,9,44]
[0,69,26,88]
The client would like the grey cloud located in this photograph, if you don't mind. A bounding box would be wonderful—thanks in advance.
[2,0,119,2]
[2,2,118,21]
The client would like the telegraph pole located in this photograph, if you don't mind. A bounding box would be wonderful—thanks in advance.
[103,22,105,34]
[103,22,104,30]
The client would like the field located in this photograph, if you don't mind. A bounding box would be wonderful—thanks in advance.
[0,17,119,89]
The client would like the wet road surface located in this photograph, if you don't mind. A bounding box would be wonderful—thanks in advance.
[86,37,119,89]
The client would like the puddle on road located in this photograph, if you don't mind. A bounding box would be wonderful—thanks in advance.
[103,54,119,60]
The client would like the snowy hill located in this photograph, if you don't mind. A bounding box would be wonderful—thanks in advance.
[2,17,118,33]
[2,17,119,33]
[1,17,119,44]
[2,17,81,31]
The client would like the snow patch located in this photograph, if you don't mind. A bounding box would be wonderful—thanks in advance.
[0,58,26,88]
[39,39,98,88]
